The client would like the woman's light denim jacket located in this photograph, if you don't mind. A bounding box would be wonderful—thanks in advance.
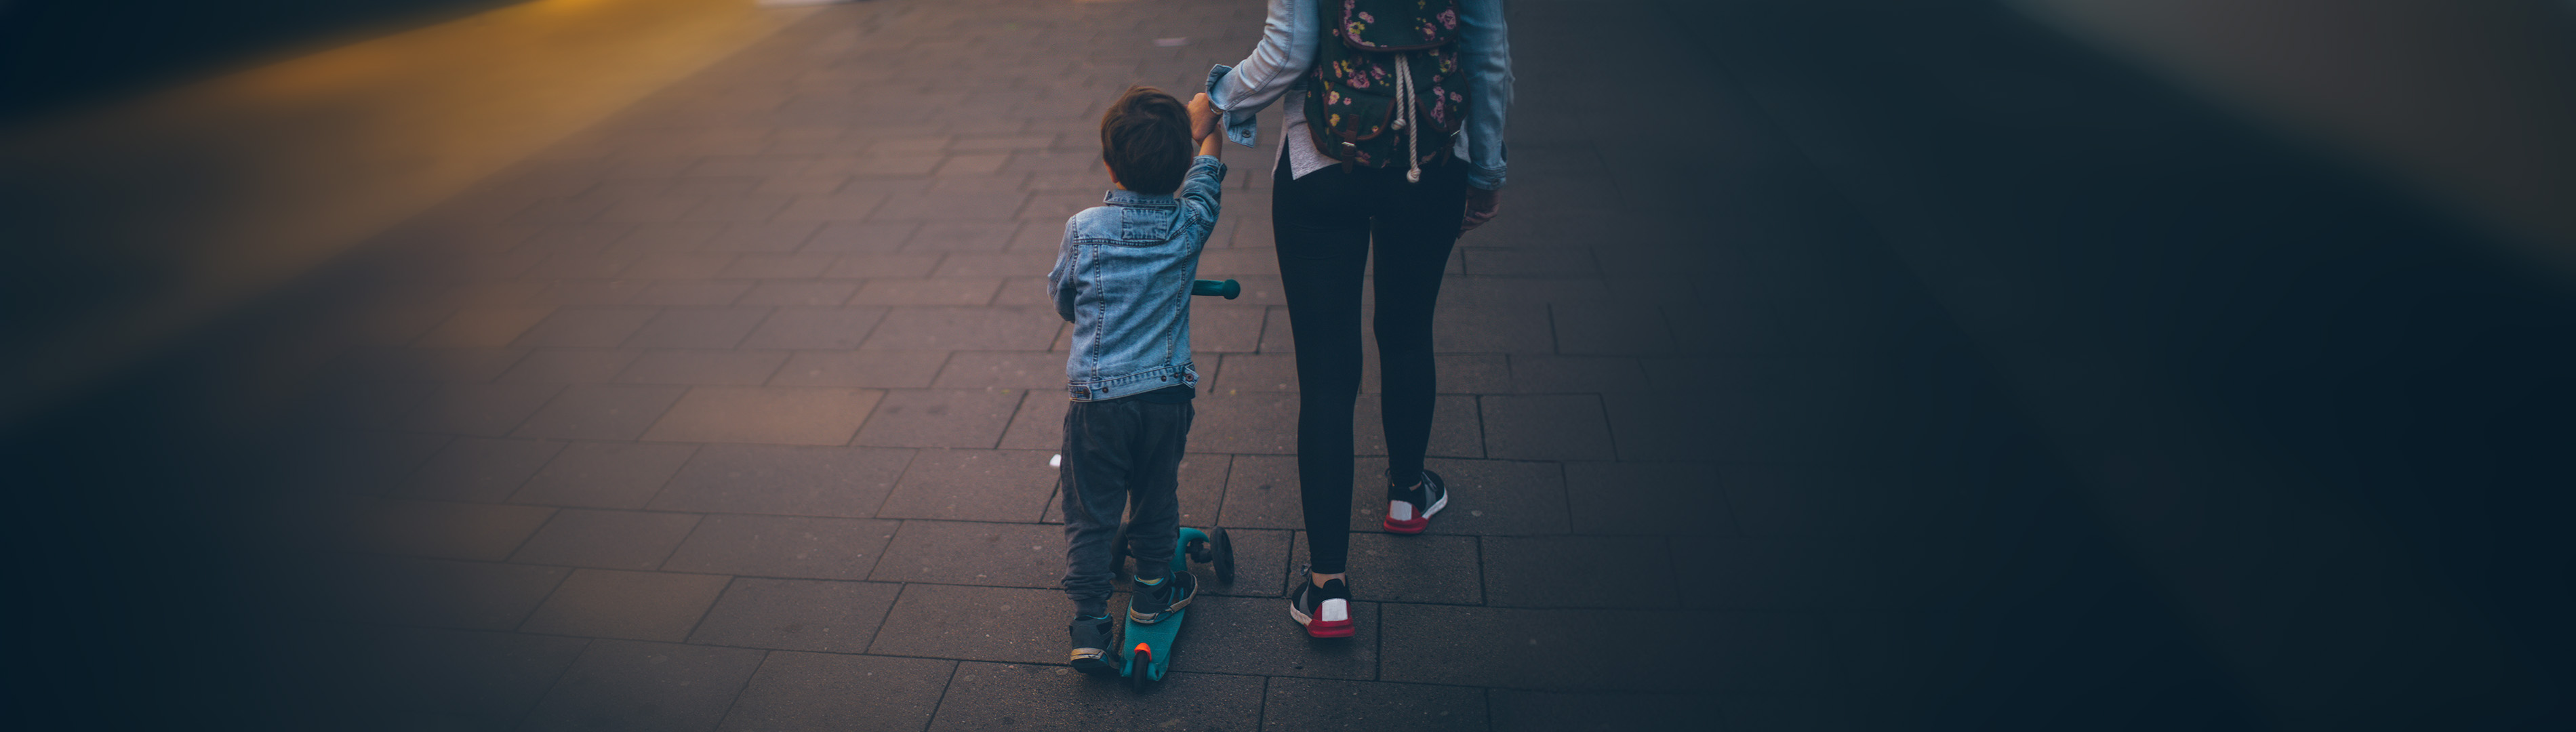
[1047,157,1227,401]
[1205,0,1512,190]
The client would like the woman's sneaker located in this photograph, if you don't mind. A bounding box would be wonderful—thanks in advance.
[1287,565,1355,638]
[1127,571,1198,624]
[1382,469,1449,534]
[1068,615,1121,675]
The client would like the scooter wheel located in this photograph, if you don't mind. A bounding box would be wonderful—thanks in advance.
[1129,645,1154,692]
[1208,527,1236,584]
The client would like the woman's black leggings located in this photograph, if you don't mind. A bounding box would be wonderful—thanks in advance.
[1272,152,1468,575]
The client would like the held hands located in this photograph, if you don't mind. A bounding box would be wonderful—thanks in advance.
[1187,93,1217,142]
[1462,187,1501,233]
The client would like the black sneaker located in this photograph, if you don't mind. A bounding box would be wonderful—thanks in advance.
[1383,468,1449,534]
[1287,565,1354,638]
[1127,571,1198,624]
[1068,615,1121,674]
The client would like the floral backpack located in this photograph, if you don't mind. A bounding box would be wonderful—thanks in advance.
[1303,0,1465,182]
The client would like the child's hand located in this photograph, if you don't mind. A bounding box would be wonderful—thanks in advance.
[1187,93,1217,142]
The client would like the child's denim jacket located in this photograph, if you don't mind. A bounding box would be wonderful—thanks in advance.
[1047,156,1226,401]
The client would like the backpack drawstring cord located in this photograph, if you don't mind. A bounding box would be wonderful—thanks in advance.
[1392,54,1422,184]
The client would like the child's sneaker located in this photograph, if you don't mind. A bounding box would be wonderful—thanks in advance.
[1068,615,1121,674]
[1127,571,1198,624]
[1382,469,1449,534]
[1287,565,1355,638]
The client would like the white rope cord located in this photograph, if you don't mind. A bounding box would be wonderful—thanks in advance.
[1392,54,1422,183]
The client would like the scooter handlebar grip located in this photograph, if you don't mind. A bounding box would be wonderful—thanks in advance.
[1191,279,1241,300]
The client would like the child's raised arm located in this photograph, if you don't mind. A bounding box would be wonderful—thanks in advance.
[1188,94,1222,159]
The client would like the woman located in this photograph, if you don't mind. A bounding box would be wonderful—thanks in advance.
[1196,0,1510,638]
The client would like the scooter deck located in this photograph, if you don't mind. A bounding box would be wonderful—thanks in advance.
[1119,608,1184,681]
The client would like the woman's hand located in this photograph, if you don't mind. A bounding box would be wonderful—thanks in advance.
[1187,93,1218,142]
[1462,186,1500,232]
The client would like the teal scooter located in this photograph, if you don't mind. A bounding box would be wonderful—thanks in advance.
[1101,279,1241,691]
[1190,279,1241,299]
[1108,525,1235,691]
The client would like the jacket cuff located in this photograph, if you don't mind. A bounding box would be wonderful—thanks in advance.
[1207,64,1260,147]
[1466,165,1506,191]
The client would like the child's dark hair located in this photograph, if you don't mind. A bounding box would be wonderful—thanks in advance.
[1100,85,1193,194]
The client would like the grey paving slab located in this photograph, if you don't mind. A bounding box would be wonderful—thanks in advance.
[930,252,1053,279]
[511,384,688,441]
[396,436,565,502]
[710,222,819,252]
[621,306,771,349]
[289,428,453,493]
[769,349,948,388]
[996,390,1068,450]
[1506,354,1648,394]
[930,350,1064,389]
[1481,536,1681,609]
[823,252,944,279]
[518,568,732,642]
[847,277,1003,305]
[1186,390,1297,454]
[398,382,565,436]
[851,388,1025,449]
[877,448,1058,521]
[649,445,913,517]
[509,509,703,570]
[872,519,1063,588]
[736,280,860,306]
[513,306,658,348]
[1166,595,1377,680]
[662,514,898,580]
[497,348,643,384]
[1262,678,1492,732]
[335,346,527,383]
[874,192,1028,223]
[1551,302,1675,355]
[642,386,883,445]
[510,442,699,509]
[717,651,954,732]
[632,279,754,305]
[1380,605,1828,693]
[1487,690,1717,732]
[925,662,1266,732]
[313,554,568,630]
[1478,394,1616,461]
[623,256,736,282]
[323,498,558,561]
[803,221,915,252]
[862,305,1060,350]
[614,349,790,385]
[1285,531,1484,605]
[868,584,1065,664]
[527,279,651,306]
[520,640,766,732]
[720,253,839,279]
[738,306,888,350]
[1561,462,1729,536]
[1431,301,1554,354]
[342,626,590,732]
[688,578,904,653]
[900,222,1021,252]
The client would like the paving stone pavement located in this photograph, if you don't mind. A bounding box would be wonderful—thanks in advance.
[7,1,2300,730]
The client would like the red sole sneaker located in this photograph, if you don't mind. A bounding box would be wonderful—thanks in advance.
[1304,618,1356,638]
[1382,514,1429,534]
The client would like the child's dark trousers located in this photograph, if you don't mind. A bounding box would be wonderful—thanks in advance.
[1058,396,1194,615]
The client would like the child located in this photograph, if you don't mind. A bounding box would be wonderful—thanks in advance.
[1049,85,1224,674]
